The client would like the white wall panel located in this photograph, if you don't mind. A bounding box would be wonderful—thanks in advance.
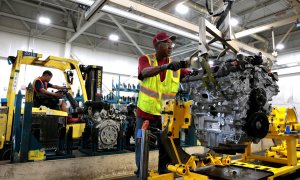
[276,50,300,65]
[272,50,300,118]
[0,31,28,57]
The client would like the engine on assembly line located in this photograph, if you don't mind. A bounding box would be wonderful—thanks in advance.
[181,54,279,154]
[82,101,126,150]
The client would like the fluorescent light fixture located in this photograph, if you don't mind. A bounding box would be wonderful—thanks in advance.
[276,44,284,50]
[175,3,189,15]
[102,5,199,41]
[38,16,51,25]
[230,18,239,26]
[296,21,300,28]
[109,34,119,41]
[71,0,94,6]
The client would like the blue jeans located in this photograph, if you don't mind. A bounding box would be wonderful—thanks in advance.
[135,117,170,176]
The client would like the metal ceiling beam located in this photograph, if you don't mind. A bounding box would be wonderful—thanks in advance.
[171,47,198,58]
[160,0,187,11]
[32,0,80,13]
[277,23,295,46]
[52,0,68,14]
[12,0,65,15]
[184,0,268,43]
[0,11,154,51]
[135,0,187,33]
[3,0,31,31]
[235,15,300,39]
[0,11,72,31]
[77,11,85,31]
[67,12,105,43]
[37,18,65,36]
[67,0,108,43]
[108,14,145,55]
[249,29,300,45]
[237,0,281,16]
[12,0,157,42]
[185,0,208,15]
[106,0,275,60]
[246,8,294,27]
[288,0,300,14]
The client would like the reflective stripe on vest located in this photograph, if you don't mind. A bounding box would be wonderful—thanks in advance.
[140,85,159,99]
[33,77,47,94]
[161,93,176,100]
[173,71,178,78]
[137,54,180,115]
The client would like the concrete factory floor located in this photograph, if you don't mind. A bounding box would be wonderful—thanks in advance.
[0,140,295,180]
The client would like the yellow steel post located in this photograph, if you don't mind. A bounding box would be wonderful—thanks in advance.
[5,50,22,142]
[242,144,251,161]
[75,64,88,102]
[286,137,297,166]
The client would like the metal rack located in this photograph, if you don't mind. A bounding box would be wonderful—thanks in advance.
[103,75,139,105]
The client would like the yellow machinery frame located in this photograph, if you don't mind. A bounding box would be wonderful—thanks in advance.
[0,50,88,150]
[149,102,300,180]
[232,106,300,179]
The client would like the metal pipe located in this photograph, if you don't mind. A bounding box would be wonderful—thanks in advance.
[108,14,145,55]
[277,23,295,45]
[140,129,150,179]
[272,29,276,51]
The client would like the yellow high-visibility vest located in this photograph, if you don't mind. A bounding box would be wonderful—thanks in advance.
[137,54,180,116]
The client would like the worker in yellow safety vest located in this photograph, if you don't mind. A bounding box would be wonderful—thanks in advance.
[135,32,190,177]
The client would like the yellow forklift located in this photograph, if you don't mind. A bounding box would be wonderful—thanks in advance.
[0,50,103,161]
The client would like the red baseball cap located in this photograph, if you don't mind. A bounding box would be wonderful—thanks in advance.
[152,32,176,46]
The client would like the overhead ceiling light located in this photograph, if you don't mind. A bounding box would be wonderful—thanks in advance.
[175,3,189,15]
[71,0,94,6]
[230,18,239,26]
[276,44,284,50]
[38,16,51,25]
[109,34,119,41]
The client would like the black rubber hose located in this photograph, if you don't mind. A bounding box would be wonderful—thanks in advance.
[216,1,233,29]
[65,92,78,109]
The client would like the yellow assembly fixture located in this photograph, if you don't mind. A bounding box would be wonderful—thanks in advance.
[149,102,300,179]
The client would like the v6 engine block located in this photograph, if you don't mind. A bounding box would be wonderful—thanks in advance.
[83,101,126,150]
[182,55,279,154]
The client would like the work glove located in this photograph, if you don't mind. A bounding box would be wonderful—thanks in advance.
[160,61,181,71]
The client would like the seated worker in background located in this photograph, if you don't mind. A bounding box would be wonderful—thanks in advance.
[135,32,190,177]
[33,70,69,111]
